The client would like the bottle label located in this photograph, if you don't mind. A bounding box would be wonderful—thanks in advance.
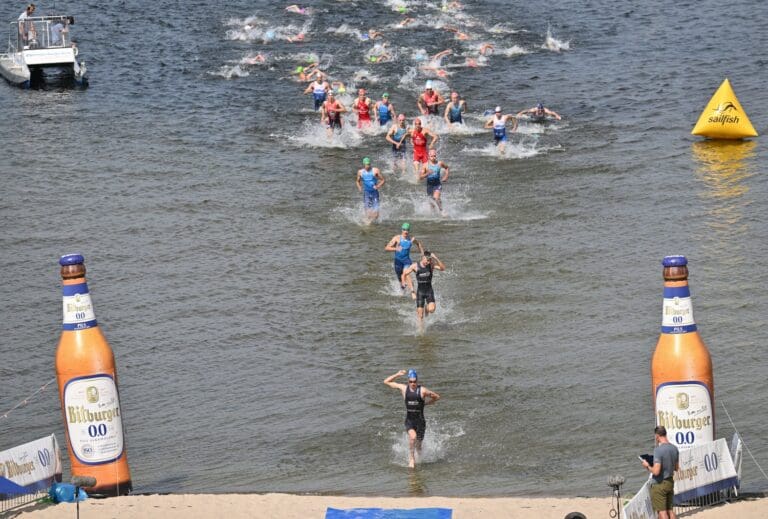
[655,381,713,449]
[661,286,697,333]
[63,375,125,465]
[62,283,97,330]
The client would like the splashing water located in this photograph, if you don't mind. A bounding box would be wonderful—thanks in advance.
[389,419,465,467]
[542,26,570,52]
[287,119,365,149]
[208,65,249,79]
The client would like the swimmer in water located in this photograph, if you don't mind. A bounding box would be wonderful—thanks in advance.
[360,28,383,40]
[303,76,330,111]
[321,91,347,138]
[386,114,409,172]
[374,92,396,126]
[383,369,440,468]
[331,80,346,94]
[419,149,449,214]
[517,102,562,122]
[479,43,495,56]
[407,117,439,176]
[355,88,373,129]
[484,106,517,154]
[384,222,424,290]
[356,157,385,223]
[417,81,445,116]
[402,251,447,321]
[445,26,470,40]
[285,5,310,15]
[443,91,467,126]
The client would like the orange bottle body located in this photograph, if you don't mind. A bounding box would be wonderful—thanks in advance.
[651,264,715,450]
[55,263,132,496]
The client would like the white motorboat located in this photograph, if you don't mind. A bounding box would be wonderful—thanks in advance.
[0,15,88,88]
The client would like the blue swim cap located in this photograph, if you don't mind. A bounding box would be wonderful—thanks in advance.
[662,255,687,267]
[536,102,544,110]
[407,369,418,380]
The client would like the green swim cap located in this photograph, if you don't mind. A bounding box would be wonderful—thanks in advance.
[382,92,389,98]
[398,6,407,13]
[294,66,304,73]
[401,222,411,230]
[362,157,371,165]
[369,56,377,62]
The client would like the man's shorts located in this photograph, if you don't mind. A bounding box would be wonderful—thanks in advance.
[363,190,379,210]
[327,116,342,130]
[405,417,426,441]
[416,288,435,308]
[426,181,441,197]
[650,478,674,512]
[413,148,428,164]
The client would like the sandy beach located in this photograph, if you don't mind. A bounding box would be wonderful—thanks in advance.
[7,493,766,518]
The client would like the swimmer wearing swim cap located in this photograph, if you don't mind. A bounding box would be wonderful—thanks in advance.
[406,117,439,176]
[383,368,441,468]
[402,250,446,322]
[516,102,562,122]
[485,106,517,154]
[443,91,467,126]
[418,148,449,214]
[374,92,396,126]
[386,112,409,169]
[417,81,445,116]
[356,157,385,223]
[384,223,424,290]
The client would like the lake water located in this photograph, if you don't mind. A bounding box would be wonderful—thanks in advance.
[1,0,767,498]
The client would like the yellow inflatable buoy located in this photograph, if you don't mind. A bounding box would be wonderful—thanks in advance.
[691,78,758,139]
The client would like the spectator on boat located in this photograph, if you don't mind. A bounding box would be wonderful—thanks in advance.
[50,17,73,46]
[18,3,36,20]
[18,4,36,46]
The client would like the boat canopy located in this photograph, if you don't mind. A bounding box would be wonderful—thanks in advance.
[10,16,74,52]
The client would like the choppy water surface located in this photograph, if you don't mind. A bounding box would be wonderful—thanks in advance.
[1,0,767,497]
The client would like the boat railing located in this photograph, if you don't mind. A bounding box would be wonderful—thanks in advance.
[9,16,74,53]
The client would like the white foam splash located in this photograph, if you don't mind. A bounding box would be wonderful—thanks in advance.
[287,119,365,149]
[389,419,465,467]
[208,65,249,79]
[542,27,570,52]
[462,140,541,159]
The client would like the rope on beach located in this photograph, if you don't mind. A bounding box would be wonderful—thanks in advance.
[721,399,768,482]
[0,377,57,421]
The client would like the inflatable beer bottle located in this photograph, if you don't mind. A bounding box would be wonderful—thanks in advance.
[55,254,132,496]
[651,255,714,449]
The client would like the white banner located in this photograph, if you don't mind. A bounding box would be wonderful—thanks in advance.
[623,437,739,516]
[623,479,655,519]
[674,437,738,502]
[0,434,62,494]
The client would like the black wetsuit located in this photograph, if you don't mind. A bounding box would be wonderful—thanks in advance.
[404,384,426,440]
[415,261,435,308]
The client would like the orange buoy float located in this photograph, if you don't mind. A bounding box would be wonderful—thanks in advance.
[651,255,714,450]
[55,254,132,496]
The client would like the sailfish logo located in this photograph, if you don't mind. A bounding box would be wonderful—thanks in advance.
[712,101,738,114]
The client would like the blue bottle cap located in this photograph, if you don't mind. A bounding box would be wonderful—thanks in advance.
[662,255,687,267]
[59,254,85,266]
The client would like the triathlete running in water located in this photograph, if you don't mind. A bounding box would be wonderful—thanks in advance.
[384,222,424,290]
[303,77,330,111]
[321,91,347,137]
[383,369,440,468]
[374,92,396,126]
[484,106,517,154]
[517,102,562,123]
[406,118,439,176]
[417,81,445,116]
[443,91,467,126]
[419,149,450,213]
[402,251,446,321]
[355,88,373,129]
[355,157,385,223]
[386,114,409,171]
